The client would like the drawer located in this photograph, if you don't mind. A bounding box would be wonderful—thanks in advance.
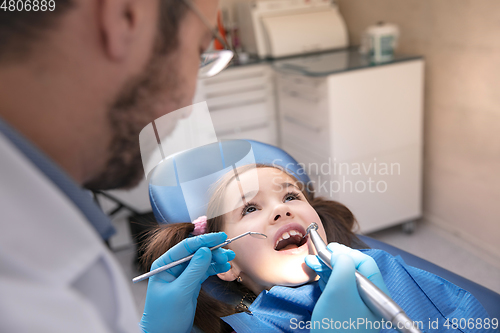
[203,66,271,95]
[197,64,273,106]
[217,122,277,146]
[210,101,272,130]
[276,73,326,101]
[277,87,328,127]
[204,77,270,97]
[280,113,330,156]
[205,65,269,85]
[279,86,321,104]
[278,96,328,128]
[206,89,269,110]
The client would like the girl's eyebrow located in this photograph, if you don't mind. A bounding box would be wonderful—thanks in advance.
[229,182,299,211]
[232,190,258,210]
[279,182,300,190]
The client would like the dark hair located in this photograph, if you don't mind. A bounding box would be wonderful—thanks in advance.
[0,0,188,62]
[141,165,367,333]
[156,0,189,55]
[0,0,74,62]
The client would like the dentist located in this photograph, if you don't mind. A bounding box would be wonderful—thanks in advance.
[0,0,233,332]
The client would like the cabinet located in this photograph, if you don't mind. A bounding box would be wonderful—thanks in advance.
[194,63,278,146]
[275,56,424,233]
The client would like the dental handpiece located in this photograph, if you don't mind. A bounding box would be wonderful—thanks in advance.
[306,223,422,333]
[132,231,267,283]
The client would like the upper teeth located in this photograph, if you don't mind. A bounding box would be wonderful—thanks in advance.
[275,230,304,248]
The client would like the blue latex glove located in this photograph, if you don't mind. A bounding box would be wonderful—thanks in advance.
[305,243,391,332]
[140,232,235,333]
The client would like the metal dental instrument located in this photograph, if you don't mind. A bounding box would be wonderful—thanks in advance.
[305,223,422,333]
[132,231,267,283]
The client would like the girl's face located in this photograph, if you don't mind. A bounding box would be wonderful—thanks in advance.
[218,167,327,295]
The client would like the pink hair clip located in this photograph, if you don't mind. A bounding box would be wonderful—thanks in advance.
[192,216,207,235]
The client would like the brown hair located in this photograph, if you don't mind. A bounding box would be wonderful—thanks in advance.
[141,165,366,333]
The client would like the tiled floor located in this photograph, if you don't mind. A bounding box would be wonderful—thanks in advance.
[366,219,500,294]
[113,218,500,316]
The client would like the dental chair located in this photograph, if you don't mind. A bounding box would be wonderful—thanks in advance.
[148,139,500,320]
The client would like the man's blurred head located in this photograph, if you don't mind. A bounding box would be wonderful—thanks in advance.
[0,0,219,190]
[83,0,202,190]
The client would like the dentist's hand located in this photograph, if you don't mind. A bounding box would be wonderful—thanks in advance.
[305,243,390,332]
[140,232,235,333]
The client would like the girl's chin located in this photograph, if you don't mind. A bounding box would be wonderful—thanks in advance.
[279,263,318,286]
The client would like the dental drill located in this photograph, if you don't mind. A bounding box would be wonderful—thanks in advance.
[306,223,422,333]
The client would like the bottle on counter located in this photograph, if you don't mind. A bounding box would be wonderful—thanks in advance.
[360,22,400,63]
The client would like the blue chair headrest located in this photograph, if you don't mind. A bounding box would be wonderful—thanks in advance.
[149,140,310,224]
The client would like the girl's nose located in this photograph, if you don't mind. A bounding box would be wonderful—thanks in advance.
[274,211,291,221]
[272,206,293,223]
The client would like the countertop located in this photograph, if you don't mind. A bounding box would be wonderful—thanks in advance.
[229,48,422,77]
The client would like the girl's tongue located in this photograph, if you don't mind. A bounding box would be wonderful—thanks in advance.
[281,243,300,251]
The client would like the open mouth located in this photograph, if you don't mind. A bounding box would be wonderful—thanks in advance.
[274,225,308,251]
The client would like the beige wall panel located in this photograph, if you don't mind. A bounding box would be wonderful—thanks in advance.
[337,0,500,257]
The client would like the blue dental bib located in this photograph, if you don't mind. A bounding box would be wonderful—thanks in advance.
[222,249,494,333]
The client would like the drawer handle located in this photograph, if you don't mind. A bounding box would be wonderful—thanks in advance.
[282,88,319,103]
[284,115,322,133]
[217,122,269,136]
[206,85,266,99]
[204,71,266,85]
[209,98,267,112]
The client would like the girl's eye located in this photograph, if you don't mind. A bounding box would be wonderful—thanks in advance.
[284,192,300,202]
[242,204,258,217]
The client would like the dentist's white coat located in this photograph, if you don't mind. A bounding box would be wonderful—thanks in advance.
[0,133,140,332]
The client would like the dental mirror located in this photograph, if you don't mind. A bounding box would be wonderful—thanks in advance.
[246,232,267,239]
[132,231,267,283]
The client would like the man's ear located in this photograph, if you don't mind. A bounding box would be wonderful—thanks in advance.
[99,0,141,61]
[217,265,239,282]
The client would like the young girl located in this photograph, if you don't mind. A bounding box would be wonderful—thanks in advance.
[141,164,494,333]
